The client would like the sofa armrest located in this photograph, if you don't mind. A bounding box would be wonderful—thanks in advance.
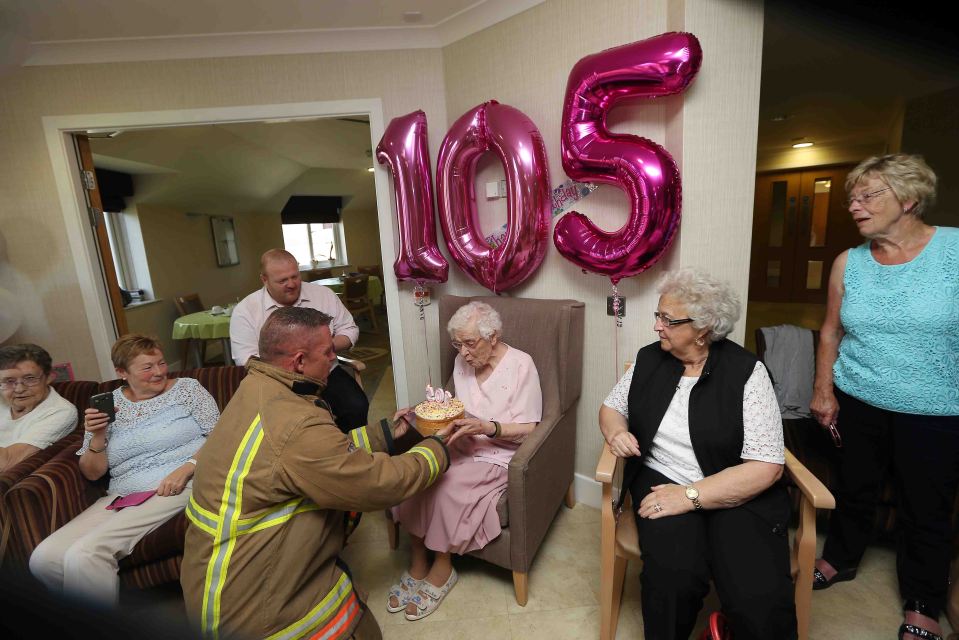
[2,441,104,567]
[506,405,577,571]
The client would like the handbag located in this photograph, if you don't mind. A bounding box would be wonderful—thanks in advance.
[698,611,731,639]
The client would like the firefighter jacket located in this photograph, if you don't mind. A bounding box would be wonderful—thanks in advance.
[180,358,449,640]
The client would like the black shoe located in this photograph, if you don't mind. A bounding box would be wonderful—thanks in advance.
[898,600,944,640]
[811,566,857,590]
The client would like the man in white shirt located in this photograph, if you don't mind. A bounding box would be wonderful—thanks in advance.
[230,249,369,430]
[0,344,78,471]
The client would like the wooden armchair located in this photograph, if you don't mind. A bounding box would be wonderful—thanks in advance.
[342,275,378,332]
[386,295,585,605]
[595,438,835,640]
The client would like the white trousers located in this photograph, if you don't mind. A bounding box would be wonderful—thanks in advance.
[29,490,191,605]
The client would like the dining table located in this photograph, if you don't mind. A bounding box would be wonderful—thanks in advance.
[172,309,233,368]
[314,275,383,303]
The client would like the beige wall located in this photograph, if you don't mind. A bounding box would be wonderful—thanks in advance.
[124,204,281,369]
[0,49,447,381]
[439,0,764,484]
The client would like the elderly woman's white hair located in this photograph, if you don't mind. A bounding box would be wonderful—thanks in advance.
[447,301,503,340]
[656,268,741,342]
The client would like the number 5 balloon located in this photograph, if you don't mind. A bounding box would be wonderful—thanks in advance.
[437,100,551,294]
[554,32,703,284]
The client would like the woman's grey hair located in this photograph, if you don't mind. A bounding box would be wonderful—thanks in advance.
[845,154,937,218]
[447,301,503,340]
[656,268,741,342]
[0,344,53,375]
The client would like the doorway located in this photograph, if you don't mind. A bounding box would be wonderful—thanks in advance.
[744,164,863,352]
[42,99,411,409]
[748,164,861,304]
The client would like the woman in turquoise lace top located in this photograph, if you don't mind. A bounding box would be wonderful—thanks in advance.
[809,154,958,640]
[30,334,219,606]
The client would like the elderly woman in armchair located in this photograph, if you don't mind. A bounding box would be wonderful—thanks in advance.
[388,301,542,620]
[599,268,796,640]
[1,344,77,472]
[30,334,219,605]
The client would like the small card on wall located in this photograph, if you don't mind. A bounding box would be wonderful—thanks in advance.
[51,362,74,383]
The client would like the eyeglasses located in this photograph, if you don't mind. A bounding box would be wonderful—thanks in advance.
[827,422,842,448]
[653,311,695,327]
[451,338,484,352]
[844,187,891,208]
[0,375,43,390]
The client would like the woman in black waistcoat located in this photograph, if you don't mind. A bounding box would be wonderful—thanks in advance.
[599,268,797,640]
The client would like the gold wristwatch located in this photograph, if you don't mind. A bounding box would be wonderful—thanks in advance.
[685,485,703,510]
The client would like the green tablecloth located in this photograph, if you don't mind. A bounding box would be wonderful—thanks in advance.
[172,311,231,340]
[314,275,383,301]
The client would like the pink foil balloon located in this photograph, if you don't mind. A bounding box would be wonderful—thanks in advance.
[554,32,703,285]
[376,110,449,284]
[436,101,551,293]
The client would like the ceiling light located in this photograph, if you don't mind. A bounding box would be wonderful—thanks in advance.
[792,141,814,149]
[367,167,375,172]
[403,11,423,23]
[770,114,790,122]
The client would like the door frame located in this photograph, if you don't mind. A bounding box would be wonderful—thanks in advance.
[42,98,411,406]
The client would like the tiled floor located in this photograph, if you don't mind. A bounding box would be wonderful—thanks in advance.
[342,504,955,640]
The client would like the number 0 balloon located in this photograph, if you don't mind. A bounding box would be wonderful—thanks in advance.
[437,101,551,294]
[554,32,703,284]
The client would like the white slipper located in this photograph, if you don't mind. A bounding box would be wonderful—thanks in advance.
[405,568,458,621]
[387,571,423,613]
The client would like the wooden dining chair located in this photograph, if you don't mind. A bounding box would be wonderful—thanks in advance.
[356,265,384,307]
[595,364,836,640]
[342,275,378,332]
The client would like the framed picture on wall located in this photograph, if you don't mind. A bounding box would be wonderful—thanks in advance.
[210,216,240,267]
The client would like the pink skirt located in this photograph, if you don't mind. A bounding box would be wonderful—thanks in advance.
[392,449,507,555]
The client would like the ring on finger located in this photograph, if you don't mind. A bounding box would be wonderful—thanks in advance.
[654,503,663,513]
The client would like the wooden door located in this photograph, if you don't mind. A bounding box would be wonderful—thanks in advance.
[749,164,860,303]
[75,134,128,336]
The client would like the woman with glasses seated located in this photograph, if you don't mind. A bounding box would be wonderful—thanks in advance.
[30,334,219,606]
[387,301,542,621]
[809,154,959,640]
[599,268,797,640]
[0,344,77,472]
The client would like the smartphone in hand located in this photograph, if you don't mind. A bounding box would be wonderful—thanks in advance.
[89,391,116,423]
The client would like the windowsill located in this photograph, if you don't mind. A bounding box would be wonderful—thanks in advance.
[124,298,163,310]
[300,262,348,270]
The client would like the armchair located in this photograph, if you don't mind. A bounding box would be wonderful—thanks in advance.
[387,295,585,606]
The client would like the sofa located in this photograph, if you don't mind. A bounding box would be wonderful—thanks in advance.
[0,366,246,589]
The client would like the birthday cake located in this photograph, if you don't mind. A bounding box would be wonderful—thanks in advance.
[413,386,465,435]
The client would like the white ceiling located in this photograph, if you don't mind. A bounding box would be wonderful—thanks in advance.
[0,0,544,66]
[90,117,377,216]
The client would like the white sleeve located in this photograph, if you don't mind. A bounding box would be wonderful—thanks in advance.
[229,301,259,366]
[18,401,77,449]
[741,362,786,464]
[602,365,634,418]
[326,289,360,348]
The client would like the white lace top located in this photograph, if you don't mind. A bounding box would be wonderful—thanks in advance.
[78,378,220,495]
[603,361,785,485]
